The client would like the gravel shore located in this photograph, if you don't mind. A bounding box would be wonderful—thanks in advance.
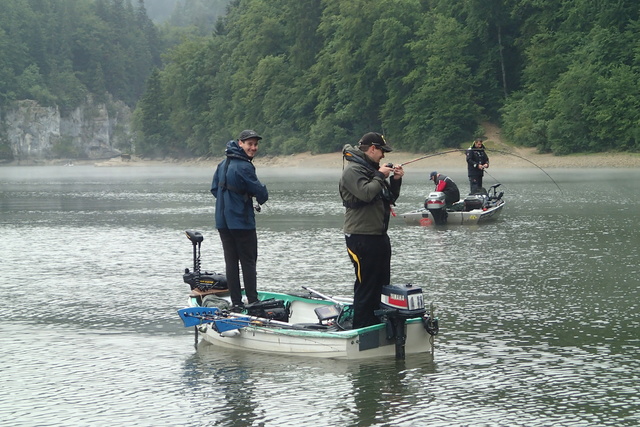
[79,146,640,170]
[95,123,640,169]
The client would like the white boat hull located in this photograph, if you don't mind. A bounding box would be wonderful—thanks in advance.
[196,318,433,359]
[187,292,435,359]
[401,200,505,226]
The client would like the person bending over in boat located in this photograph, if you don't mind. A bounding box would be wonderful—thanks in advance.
[339,132,404,328]
[429,171,460,207]
[466,138,490,194]
[211,130,269,312]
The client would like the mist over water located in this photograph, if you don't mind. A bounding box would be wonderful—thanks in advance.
[1,165,638,426]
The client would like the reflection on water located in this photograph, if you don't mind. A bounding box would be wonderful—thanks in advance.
[185,342,437,426]
[0,166,639,426]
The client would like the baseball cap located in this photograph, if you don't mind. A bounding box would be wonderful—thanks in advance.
[238,130,262,141]
[358,132,393,152]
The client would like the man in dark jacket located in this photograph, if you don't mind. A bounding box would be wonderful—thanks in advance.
[339,132,404,328]
[429,171,460,206]
[466,138,490,194]
[211,130,269,310]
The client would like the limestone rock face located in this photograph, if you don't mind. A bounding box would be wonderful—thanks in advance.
[4,97,132,161]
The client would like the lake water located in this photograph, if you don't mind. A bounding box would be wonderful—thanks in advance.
[0,165,638,426]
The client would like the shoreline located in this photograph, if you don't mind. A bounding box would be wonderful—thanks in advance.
[3,148,640,169]
[5,122,640,169]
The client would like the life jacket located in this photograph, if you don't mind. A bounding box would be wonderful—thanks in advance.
[341,148,394,209]
[218,156,250,202]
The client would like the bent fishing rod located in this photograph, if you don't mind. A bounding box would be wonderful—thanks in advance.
[398,149,463,167]
[396,148,563,194]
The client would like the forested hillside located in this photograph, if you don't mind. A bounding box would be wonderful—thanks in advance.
[0,0,161,110]
[2,0,639,160]
[136,0,640,157]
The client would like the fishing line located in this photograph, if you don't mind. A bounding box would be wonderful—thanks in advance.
[397,148,563,194]
[489,149,564,194]
[483,168,501,186]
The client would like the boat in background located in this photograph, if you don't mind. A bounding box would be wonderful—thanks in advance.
[401,183,505,226]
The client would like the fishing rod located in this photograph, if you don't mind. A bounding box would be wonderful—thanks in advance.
[489,148,563,194]
[398,149,463,167]
[397,148,563,194]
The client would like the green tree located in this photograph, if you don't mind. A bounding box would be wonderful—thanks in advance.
[15,64,55,105]
[134,69,177,156]
[403,13,482,151]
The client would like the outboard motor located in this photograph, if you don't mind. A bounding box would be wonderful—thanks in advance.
[380,284,426,316]
[425,191,448,225]
[375,284,428,359]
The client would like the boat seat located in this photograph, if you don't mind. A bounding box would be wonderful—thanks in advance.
[314,305,341,323]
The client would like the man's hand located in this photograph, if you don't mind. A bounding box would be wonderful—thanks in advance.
[380,163,394,178]
[392,165,404,179]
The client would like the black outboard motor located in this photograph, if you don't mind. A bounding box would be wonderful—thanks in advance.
[183,230,228,292]
[425,191,448,225]
[375,284,428,360]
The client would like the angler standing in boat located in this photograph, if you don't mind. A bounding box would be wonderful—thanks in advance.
[466,138,490,194]
[211,130,269,311]
[429,171,460,207]
[339,132,404,328]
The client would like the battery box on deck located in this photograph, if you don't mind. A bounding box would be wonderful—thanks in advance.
[463,194,487,211]
[245,299,289,322]
[380,284,426,317]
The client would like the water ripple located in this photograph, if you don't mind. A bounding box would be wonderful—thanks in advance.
[1,167,639,426]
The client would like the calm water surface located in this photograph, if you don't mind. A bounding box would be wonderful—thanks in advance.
[0,165,638,426]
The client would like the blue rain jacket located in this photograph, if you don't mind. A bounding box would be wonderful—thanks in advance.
[211,140,269,229]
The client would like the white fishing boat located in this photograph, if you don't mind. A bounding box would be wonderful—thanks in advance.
[401,183,505,226]
[177,230,439,360]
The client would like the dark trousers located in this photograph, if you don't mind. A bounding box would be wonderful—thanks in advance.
[345,233,392,328]
[218,228,259,306]
[469,176,483,194]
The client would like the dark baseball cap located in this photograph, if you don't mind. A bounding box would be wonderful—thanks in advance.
[430,171,438,180]
[358,132,393,152]
[238,130,262,141]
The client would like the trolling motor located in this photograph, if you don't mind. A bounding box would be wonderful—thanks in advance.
[487,183,504,205]
[183,230,227,292]
[375,284,438,360]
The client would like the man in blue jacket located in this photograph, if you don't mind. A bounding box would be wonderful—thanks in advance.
[211,130,269,310]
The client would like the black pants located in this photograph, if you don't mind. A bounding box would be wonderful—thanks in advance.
[218,228,259,306]
[345,233,392,328]
[469,175,483,194]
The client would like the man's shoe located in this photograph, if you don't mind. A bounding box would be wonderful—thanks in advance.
[230,304,245,313]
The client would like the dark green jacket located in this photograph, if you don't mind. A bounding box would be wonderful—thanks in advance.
[339,144,401,235]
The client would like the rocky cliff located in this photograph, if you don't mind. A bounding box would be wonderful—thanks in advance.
[2,96,132,162]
